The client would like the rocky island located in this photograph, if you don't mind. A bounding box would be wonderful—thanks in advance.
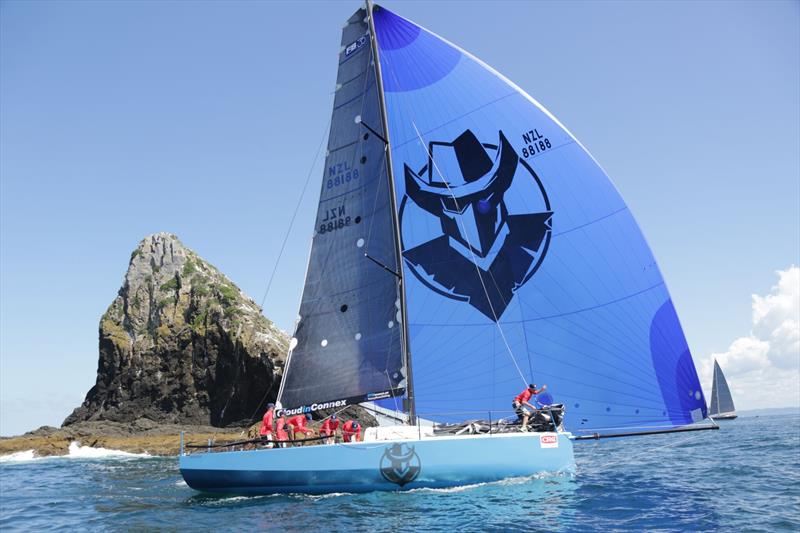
[0,233,372,457]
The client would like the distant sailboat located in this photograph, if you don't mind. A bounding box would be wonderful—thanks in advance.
[709,360,737,419]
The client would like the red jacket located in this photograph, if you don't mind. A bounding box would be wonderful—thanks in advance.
[342,420,361,441]
[275,417,289,441]
[259,409,274,436]
[287,415,312,434]
[514,388,533,404]
[321,418,340,435]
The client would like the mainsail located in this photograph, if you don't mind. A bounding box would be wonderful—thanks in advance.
[278,7,406,413]
[370,5,707,435]
[709,359,736,417]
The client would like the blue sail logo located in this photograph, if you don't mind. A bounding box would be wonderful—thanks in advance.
[399,130,552,321]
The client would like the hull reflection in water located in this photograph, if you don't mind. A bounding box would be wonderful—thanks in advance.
[179,432,574,495]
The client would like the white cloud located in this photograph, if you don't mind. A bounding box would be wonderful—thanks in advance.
[699,266,800,410]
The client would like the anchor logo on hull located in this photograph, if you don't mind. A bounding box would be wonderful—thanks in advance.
[379,443,421,486]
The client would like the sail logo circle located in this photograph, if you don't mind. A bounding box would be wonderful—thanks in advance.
[379,443,421,486]
[399,129,552,321]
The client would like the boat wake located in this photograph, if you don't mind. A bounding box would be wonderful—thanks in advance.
[407,470,575,494]
[303,492,353,500]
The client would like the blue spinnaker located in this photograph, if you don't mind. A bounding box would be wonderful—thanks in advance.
[373,5,706,434]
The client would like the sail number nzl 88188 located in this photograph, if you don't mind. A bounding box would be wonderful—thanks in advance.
[319,205,352,235]
[521,128,551,158]
[326,162,359,190]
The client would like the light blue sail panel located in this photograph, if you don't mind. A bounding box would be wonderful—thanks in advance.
[372,5,706,434]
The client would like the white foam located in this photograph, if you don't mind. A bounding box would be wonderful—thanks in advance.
[67,441,151,459]
[0,442,151,463]
[175,480,188,487]
[407,471,574,494]
[0,449,40,463]
[305,492,352,500]
[409,482,486,493]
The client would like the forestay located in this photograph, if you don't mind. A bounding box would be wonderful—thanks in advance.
[278,8,406,413]
[371,5,707,434]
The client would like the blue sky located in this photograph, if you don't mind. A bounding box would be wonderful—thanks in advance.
[1,0,798,436]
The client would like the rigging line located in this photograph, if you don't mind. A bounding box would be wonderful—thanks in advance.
[350,37,390,275]
[410,121,527,387]
[362,43,385,253]
[364,151,388,250]
[258,118,331,311]
[248,118,330,423]
[360,121,387,144]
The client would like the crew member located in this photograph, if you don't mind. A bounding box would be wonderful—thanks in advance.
[320,413,340,445]
[275,415,289,448]
[259,403,275,447]
[342,420,361,443]
[287,413,314,441]
[513,383,547,432]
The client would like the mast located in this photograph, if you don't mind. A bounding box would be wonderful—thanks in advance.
[366,0,416,425]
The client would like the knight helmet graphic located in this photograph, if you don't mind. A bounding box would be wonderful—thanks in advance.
[379,443,421,486]
[400,129,552,321]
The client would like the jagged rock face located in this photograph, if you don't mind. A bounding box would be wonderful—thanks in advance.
[64,233,289,428]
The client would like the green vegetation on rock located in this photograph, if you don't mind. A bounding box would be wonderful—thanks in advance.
[160,278,179,292]
[64,232,289,430]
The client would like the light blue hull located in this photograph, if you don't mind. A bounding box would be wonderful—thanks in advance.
[179,432,574,495]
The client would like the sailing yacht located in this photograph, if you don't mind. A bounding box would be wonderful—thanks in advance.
[179,2,714,495]
[708,359,737,419]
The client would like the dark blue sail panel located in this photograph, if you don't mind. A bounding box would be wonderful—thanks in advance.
[278,8,405,413]
[372,6,706,433]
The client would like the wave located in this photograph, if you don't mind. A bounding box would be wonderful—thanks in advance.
[0,449,40,463]
[66,441,151,459]
[0,442,151,463]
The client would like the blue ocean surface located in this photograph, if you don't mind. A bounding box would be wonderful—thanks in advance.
[1,413,798,532]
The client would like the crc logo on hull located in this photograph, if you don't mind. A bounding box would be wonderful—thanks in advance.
[379,443,421,487]
[399,129,552,321]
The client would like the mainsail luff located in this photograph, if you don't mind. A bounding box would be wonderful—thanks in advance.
[366,0,415,424]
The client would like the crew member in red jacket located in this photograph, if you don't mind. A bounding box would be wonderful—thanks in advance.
[259,403,275,447]
[342,420,361,443]
[275,415,289,447]
[513,383,547,432]
[287,413,314,440]
[320,413,340,445]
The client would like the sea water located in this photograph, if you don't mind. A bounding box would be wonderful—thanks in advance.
[1,413,798,532]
